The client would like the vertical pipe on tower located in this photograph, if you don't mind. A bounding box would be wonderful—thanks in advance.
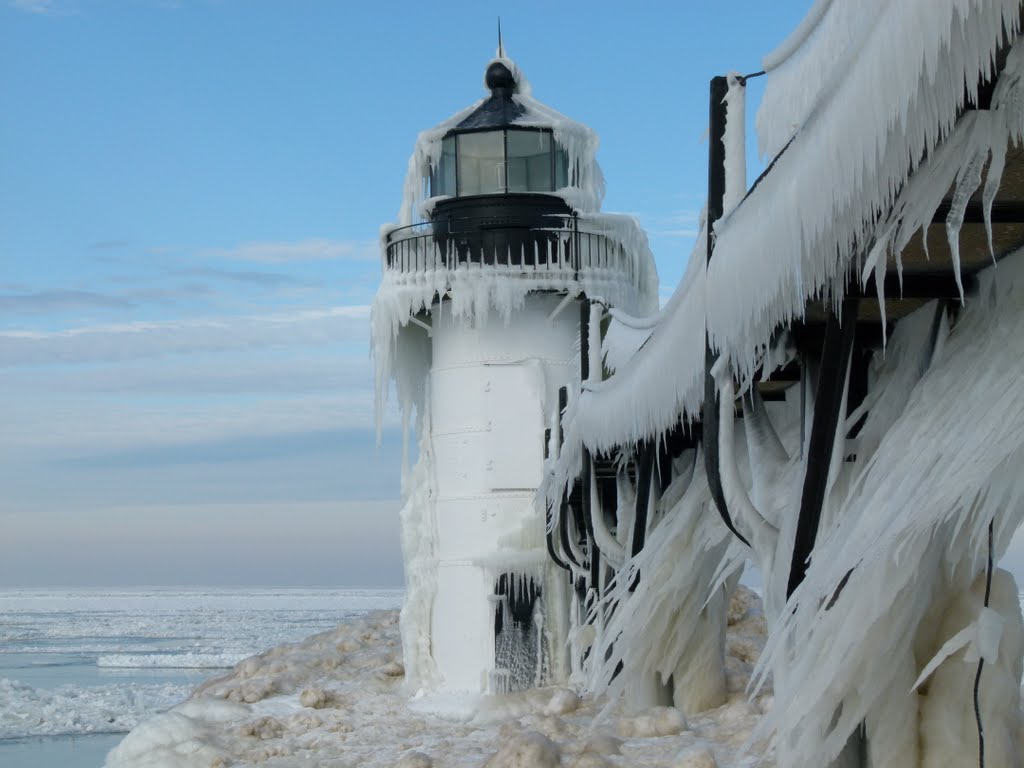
[579,298,601,598]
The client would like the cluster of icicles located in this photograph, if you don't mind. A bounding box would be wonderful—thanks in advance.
[545,8,1024,768]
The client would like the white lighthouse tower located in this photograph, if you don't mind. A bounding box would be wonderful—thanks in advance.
[372,53,657,697]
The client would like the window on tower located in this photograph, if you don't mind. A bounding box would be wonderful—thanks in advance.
[506,130,551,193]
[429,128,570,198]
[554,146,569,189]
[433,136,457,197]
[458,131,506,196]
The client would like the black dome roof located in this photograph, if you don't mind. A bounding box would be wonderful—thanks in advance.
[450,61,528,133]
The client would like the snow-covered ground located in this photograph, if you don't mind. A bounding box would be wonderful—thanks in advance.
[105,587,769,768]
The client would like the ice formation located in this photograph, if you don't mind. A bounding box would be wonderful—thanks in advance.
[708,0,1022,378]
[581,453,748,715]
[546,2,1024,766]
[103,601,771,768]
[749,254,1024,766]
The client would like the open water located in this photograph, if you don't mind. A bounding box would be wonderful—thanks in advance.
[0,587,403,768]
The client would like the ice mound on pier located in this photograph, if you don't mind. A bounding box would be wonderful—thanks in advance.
[105,593,770,767]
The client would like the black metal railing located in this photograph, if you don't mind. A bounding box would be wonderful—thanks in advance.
[383,214,639,287]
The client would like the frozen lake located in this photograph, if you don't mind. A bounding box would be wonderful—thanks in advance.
[0,587,403,767]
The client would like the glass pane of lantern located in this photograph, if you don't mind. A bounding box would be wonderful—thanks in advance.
[432,136,457,197]
[554,146,569,189]
[506,130,552,192]
[458,131,506,195]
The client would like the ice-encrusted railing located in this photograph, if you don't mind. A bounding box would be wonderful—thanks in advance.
[382,213,648,296]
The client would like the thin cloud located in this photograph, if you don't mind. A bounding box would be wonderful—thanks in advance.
[1,390,395,461]
[643,208,702,238]
[9,0,76,14]
[10,0,55,12]
[57,426,390,469]
[0,355,373,395]
[202,238,378,264]
[0,289,135,313]
[169,265,311,288]
[0,305,370,365]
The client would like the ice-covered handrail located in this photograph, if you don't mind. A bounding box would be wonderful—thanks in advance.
[761,0,837,72]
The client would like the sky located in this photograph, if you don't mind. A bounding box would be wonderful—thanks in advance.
[6,0,1020,588]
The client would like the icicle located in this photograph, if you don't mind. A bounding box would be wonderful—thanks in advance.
[983,138,1005,265]
[860,225,892,346]
[946,122,989,303]
[874,254,887,348]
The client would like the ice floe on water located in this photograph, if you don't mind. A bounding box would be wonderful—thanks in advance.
[0,678,190,740]
[96,654,251,670]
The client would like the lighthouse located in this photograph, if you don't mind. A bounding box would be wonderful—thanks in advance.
[372,52,658,697]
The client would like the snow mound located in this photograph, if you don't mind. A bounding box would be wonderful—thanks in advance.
[481,730,561,768]
[104,605,774,767]
[617,706,688,738]
[673,746,719,768]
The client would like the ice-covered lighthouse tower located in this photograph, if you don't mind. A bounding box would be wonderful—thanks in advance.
[372,52,657,696]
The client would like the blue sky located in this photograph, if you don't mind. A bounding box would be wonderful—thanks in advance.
[0,1,822,586]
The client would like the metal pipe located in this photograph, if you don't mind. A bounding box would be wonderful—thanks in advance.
[555,386,582,570]
[543,426,570,572]
[627,439,656,592]
[579,298,601,593]
[702,74,751,548]
[787,299,859,597]
[589,461,625,568]
[631,440,655,558]
[546,508,570,572]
